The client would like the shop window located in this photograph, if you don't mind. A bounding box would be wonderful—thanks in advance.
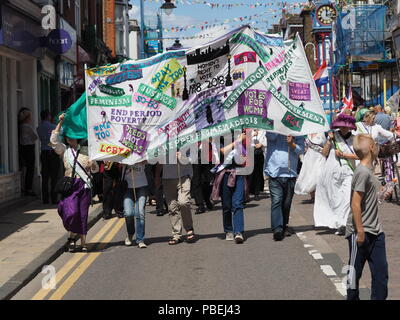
[6,58,14,173]
[0,56,5,174]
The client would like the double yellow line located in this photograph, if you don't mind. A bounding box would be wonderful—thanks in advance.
[32,217,125,300]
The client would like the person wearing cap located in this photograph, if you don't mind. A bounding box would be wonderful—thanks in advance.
[313,113,360,235]
[355,107,369,123]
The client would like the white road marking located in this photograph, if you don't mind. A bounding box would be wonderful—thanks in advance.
[312,253,323,260]
[304,244,313,248]
[320,265,337,277]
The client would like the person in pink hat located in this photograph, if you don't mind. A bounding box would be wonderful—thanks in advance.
[313,114,360,235]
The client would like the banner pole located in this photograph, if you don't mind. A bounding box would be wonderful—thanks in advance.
[131,166,137,202]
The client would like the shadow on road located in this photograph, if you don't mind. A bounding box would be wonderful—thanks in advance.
[86,225,318,252]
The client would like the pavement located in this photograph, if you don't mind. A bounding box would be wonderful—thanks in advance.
[0,197,103,300]
[2,188,399,300]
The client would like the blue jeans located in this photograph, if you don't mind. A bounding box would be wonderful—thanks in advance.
[221,173,245,234]
[124,187,148,243]
[268,177,296,232]
[347,232,388,300]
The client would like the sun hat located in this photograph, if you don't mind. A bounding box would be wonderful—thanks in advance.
[332,113,357,130]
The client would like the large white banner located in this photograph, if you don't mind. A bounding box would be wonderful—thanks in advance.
[85,26,329,164]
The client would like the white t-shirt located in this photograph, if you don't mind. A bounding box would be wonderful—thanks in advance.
[124,163,148,188]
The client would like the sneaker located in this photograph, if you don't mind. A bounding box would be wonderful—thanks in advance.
[273,230,284,241]
[206,201,214,210]
[284,226,294,237]
[225,232,234,241]
[234,233,244,244]
[195,206,206,215]
[138,242,147,249]
[125,236,133,246]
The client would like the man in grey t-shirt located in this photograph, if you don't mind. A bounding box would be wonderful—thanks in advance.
[346,134,388,300]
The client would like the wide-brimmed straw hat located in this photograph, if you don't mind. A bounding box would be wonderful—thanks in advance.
[332,113,356,130]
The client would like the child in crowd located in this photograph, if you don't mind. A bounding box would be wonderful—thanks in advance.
[346,134,388,300]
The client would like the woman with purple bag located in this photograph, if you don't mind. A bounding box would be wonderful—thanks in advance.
[51,114,99,252]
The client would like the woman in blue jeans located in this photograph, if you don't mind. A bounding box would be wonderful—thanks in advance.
[212,131,248,244]
[123,162,149,248]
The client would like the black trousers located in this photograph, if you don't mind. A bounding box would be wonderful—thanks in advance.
[146,164,168,213]
[347,232,388,300]
[191,164,214,207]
[103,166,123,216]
[250,151,265,195]
[20,144,35,192]
[40,150,60,203]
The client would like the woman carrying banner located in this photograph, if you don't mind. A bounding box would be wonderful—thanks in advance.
[51,114,99,252]
[313,114,359,235]
[211,130,248,244]
[122,162,149,248]
[294,132,327,202]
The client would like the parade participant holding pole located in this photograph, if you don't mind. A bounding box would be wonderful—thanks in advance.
[265,133,305,241]
[211,130,249,244]
[122,161,149,248]
[51,114,99,252]
[314,113,359,235]
[155,152,195,245]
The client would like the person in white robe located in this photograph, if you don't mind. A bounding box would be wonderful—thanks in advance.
[313,114,359,235]
[295,132,327,202]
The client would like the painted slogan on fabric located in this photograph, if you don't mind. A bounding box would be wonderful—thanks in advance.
[85,26,329,165]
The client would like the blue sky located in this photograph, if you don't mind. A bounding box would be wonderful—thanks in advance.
[129,0,304,48]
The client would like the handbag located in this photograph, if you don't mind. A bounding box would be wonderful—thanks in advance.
[55,149,81,197]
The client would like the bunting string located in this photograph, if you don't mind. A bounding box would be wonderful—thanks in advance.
[145,0,306,10]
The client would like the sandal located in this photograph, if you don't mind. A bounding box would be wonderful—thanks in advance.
[67,238,76,252]
[186,230,196,243]
[168,237,183,245]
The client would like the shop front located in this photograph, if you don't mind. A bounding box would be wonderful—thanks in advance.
[0,4,43,204]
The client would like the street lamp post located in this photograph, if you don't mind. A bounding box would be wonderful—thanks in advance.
[140,0,146,59]
[140,0,177,59]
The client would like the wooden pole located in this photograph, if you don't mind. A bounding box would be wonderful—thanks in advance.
[131,165,137,202]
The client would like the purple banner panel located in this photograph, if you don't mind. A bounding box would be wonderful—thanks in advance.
[238,89,271,118]
[119,125,149,156]
[288,81,311,101]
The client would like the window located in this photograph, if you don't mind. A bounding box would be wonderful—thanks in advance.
[75,0,81,38]
[0,56,5,174]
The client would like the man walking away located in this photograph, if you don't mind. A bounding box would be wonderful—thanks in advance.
[37,110,59,204]
[265,133,305,241]
[346,134,388,300]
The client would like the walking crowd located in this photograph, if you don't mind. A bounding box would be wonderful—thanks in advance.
[19,104,400,300]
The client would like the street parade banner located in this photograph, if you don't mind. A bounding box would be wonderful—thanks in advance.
[85,26,329,164]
